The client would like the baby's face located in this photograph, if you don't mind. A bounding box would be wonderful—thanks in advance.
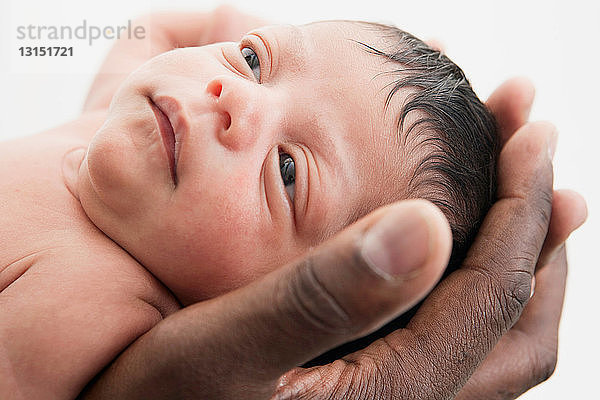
[76,21,410,304]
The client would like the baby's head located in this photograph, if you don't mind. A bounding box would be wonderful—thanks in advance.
[74,20,497,305]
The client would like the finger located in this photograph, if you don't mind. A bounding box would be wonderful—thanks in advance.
[455,187,584,399]
[275,123,557,399]
[354,121,556,396]
[148,200,452,398]
[538,189,587,267]
[486,77,536,145]
[226,200,450,375]
[517,245,567,337]
[510,191,581,336]
[455,246,568,400]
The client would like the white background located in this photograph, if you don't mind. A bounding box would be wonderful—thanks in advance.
[1,0,598,398]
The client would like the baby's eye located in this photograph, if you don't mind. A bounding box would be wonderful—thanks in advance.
[241,47,260,82]
[279,152,295,202]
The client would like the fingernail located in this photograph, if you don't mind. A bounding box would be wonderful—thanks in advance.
[360,208,430,280]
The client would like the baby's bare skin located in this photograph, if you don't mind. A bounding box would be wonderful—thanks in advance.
[0,112,179,399]
[0,19,428,398]
[0,20,404,398]
[0,13,521,399]
[0,9,585,400]
[1,10,280,398]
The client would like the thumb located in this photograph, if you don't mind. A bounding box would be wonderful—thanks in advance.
[204,199,452,389]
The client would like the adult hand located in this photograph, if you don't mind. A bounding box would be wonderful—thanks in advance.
[453,79,587,399]
[80,77,585,399]
[273,79,586,400]
[82,6,268,112]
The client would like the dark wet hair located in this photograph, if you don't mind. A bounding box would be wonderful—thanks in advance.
[361,22,499,272]
[306,22,499,366]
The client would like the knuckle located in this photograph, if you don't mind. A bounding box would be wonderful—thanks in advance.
[537,355,558,384]
[531,342,558,384]
[498,267,531,320]
[332,354,420,400]
[332,360,378,399]
[530,183,553,230]
[533,184,553,230]
[464,259,531,332]
[271,360,357,400]
[280,256,356,336]
[511,194,552,245]
[464,216,540,332]
[365,335,451,399]
[503,148,553,236]
[354,352,400,399]
[488,270,531,330]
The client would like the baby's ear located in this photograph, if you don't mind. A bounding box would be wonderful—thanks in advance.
[425,39,445,53]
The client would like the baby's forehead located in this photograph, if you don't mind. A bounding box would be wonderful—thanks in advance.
[299,24,413,168]
[259,20,390,69]
[301,20,383,40]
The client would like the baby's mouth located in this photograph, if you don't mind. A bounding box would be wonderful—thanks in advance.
[148,97,177,184]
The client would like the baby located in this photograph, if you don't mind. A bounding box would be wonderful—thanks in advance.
[0,20,497,399]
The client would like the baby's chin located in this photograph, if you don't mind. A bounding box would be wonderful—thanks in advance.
[61,147,116,235]
[61,145,135,246]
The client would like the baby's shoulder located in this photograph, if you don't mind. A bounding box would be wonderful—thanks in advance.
[0,241,179,399]
[1,236,179,314]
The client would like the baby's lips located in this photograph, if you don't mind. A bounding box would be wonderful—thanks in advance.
[62,147,87,200]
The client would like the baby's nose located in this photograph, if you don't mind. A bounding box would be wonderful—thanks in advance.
[205,76,264,151]
[206,80,232,130]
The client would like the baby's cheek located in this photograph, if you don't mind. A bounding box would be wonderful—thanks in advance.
[162,196,269,300]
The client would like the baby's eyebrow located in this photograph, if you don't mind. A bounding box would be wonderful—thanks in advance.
[286,25,307,58]
[281,27,310,75]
